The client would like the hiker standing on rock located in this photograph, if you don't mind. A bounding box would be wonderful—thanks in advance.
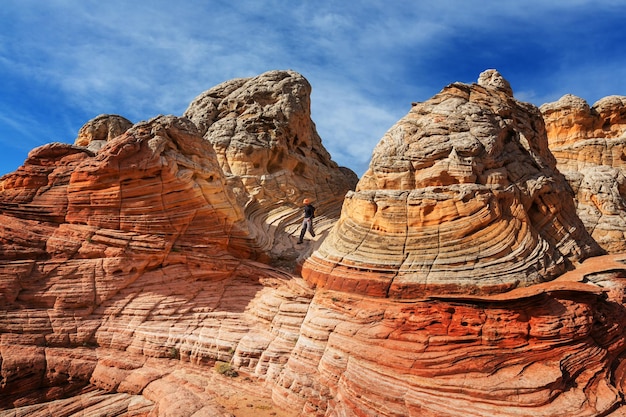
[297,198,316,244]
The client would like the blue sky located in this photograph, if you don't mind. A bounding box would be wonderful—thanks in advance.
[1,1,625,177]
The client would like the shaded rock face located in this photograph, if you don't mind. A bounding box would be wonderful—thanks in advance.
[3,70,626,417]
[0,71,356,416]
[542,95,626,253]
[302,69,602,298]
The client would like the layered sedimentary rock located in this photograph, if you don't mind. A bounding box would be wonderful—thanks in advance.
[542,95,626,253]
[0,115,256,260]
[275,255,626,417]
[184,70,358,257]
[0,71,356,416]
[0,114,276,415]
[302,69,602,298]
[4,70,626,417]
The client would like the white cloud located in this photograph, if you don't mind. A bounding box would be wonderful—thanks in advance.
[1,0,625,177]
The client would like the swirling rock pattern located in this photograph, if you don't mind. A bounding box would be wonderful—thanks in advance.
[0,114,289,416]
[541,95,626,253]
[0,71,355,416]
[184,70,358,258]
[4,70,626,417]
[275,256,626,417]
[302,70,602,298]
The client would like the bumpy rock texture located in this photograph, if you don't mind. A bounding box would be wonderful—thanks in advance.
[3,70,626,417]
[183,70,358,259]
[0,71,355,416]
[302,69,602,298]
[74,114,133,148]
[541,94,626,253]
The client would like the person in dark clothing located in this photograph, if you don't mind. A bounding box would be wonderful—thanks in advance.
[297,198,316,244]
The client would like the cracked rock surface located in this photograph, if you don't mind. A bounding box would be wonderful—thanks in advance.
[542,94,626,253]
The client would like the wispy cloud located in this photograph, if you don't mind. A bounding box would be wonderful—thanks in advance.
[311,80,404,175]
[1,0,625,176]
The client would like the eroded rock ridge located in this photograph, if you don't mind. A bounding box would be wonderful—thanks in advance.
[2,70,626,417]
[303,69,602,298]
[541,94,626,253]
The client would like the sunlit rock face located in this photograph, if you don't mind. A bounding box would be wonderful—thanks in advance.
[4,70,626,417]
[184,70,358,258]
[0,114,277,414]
[0,114,271,313]
[0,115,255,259]
[0,71,356,416]
[74,114,133,148]
[276,255,626,417]
[302,69,603,298]
[542,95,626,253]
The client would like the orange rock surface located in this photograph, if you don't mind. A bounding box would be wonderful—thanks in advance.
[3,70,626,417]
[0,71,355,416]
[542,95,626,253]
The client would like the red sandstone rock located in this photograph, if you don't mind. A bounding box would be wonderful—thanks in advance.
[0,71,353,416]
[3,70,626,417]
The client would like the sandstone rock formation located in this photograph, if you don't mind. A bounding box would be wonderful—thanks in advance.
[74,114,133,149]
[302,69,603,299]
[542,94,626,253]
[184,70,358,259]
[3,70,626,417]
[278,254,626,417]
[0,71,356,417]
[0,114,289,415]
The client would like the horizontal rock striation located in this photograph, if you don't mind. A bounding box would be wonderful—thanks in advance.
[5,254,626,417]
[542,95,626,253]
[275,256,626,417]
[4,70,626,417]
[302,70,602,298]
[0,70,355,416]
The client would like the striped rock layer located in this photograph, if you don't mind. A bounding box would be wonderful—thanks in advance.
[541,94,626,253]
[0,71,355,414]
[302,70,603,298]
[3,70,626,417]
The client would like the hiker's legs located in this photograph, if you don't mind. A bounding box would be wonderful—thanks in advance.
[298,219,308,243]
